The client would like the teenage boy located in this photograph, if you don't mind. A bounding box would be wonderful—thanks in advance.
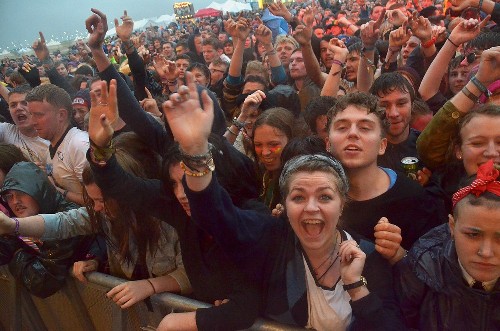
[326,92,444,250]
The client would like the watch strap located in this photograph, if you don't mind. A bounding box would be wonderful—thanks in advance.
[343,276,367,291]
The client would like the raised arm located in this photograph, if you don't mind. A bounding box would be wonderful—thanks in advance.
[293,6,327,87]
[32,31,76,96]
[417,46,500,169]
[419,17,490,101]
[321,38,349,96]
[357,12,385,92]
[254,19,286,85]
[450,0,499,24]
[86,8,171,154]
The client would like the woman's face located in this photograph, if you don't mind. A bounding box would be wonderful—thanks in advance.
[189,68,208,87]
[285,171,344,252]
[85,183,106,214]
[169,163,191,216]
[3,190,39,217]
[457,115,500,175]
[253,124,288,172]
[450,203,500,282]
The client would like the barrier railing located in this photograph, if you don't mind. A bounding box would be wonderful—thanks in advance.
[0,266,305,331]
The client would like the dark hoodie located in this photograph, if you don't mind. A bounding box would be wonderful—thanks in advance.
[0,161,77,213]
[0,162,94,298]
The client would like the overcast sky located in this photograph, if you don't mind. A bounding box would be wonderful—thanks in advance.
[0,0,214,51]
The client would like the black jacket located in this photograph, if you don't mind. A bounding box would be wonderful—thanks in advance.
[395,224,500,331]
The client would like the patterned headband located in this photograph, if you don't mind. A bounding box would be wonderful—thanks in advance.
[452,160,500,208]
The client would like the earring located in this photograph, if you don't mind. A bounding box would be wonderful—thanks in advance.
[457,154,462,160]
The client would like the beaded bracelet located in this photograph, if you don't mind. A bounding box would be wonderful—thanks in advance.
[180,161,212,177]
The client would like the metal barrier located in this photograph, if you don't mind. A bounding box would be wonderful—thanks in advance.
[0,266,305,331]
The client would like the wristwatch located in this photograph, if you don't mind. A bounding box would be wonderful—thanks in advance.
[343,276,367,291]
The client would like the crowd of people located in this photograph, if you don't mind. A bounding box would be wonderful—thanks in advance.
[0,0,499,329]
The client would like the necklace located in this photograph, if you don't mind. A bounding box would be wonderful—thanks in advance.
[316,252,340,282]
[312,231,340,278]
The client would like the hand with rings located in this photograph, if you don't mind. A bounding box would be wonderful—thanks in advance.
[88,79,118,148]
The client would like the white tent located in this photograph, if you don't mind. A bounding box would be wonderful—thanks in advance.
[46,39,61,47]
[206,1,224,10]
[155,14,175,26]
[217,0,252,13]
[134,18,158,30]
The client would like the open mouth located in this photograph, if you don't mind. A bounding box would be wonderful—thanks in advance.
[345,144,361,152]
[301,219,325,237]
[17,114,28,122]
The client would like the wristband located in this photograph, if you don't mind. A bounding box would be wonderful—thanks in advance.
[232,117,246,130]
[332,59,345,67]
[470,76,491,97]
[146,279,157,294]
[90,139,115,164]
[478,0,484,12]
[446,37,459,48]
[421,37,436,48]
[13,217,20,236]
[226,127,239,136]
[462,86,479,103]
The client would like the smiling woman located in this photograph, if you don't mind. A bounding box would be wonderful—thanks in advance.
[161,74,405,330]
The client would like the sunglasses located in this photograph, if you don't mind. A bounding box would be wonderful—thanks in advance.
[465,51,482,64]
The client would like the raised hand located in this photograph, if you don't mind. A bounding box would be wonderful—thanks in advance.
[386,8,408,27]
[235,15,252,41]
[223,15,239,40]
[162,72,214,155]
[302,6,315,27]
[241,90,266,118]
[88,79,118,147]
[32,32,50,61]
[449,16,490,46]
[328,38,349,62]
[85,8,108,50]
[153,55,178,82]
[254,20,273,47]
[293,24,313,46]
[107,279,155,309]
[114,10,134,42]
[389,21,412,48]
[268,1,293,22]
[408,12,432,43]
[140,87,162,116]
[475,46,500,86]
[360,21,381,48]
